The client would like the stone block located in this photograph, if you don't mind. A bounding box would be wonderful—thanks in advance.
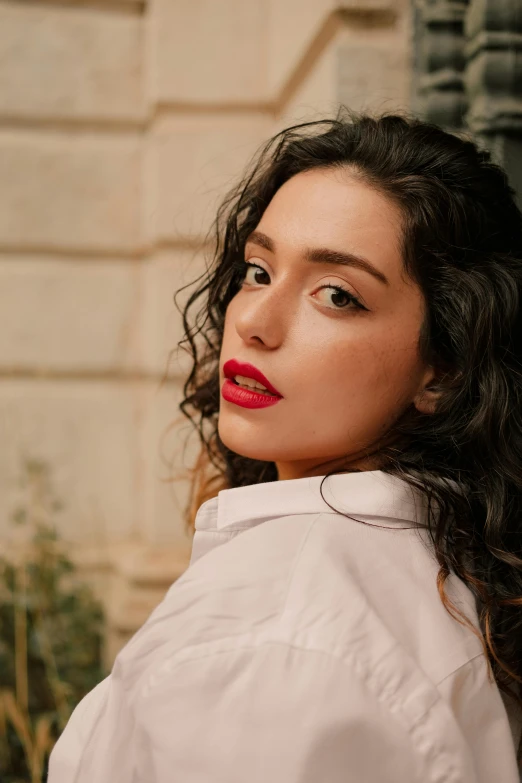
[148,0,267,104]
[336,22,411,114]
[269,16,411,152]
[267,0,398,99]
[134,251,219,545]
[144,113,271,242]
[107,545,190,633]
[0,256,143,373]
[273,30,339,132]
[0,3,144,122]
[0,380,143,544]
[0,131,141,253]
[266,0,332,98]
[138,249,209,378]
[137,376,200,547]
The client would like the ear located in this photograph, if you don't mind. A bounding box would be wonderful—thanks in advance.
[413,367,445,416]
[414,387,442,416]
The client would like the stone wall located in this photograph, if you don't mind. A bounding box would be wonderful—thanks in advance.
[0,0,411,665]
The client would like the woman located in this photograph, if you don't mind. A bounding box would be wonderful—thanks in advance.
[49,111,522,782]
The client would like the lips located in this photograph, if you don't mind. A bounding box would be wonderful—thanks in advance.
[223,359,282,397]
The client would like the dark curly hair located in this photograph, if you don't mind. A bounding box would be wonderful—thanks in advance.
[172,109,522,765]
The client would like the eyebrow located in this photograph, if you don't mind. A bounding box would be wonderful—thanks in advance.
[245,230,390,287]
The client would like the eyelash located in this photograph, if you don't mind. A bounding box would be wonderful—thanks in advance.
[237,261,367,312]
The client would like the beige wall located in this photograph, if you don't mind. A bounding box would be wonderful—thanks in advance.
[0,0,411,664]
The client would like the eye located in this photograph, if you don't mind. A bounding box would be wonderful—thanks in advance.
[239,261,367,312]
[314,283,366,312]
[240,261,269,285]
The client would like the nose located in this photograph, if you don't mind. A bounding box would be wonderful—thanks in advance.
[233,280,292,348]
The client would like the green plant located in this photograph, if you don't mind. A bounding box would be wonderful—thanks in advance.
[0,459,106,782]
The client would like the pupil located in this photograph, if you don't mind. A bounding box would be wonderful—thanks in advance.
[332,290,348,307]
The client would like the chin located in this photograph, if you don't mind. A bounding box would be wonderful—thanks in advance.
[218,420,277,462]
[221,438,277,463]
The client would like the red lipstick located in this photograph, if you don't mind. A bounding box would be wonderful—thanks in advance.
[222,359,283,409]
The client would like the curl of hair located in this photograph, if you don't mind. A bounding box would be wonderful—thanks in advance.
[172,109,522,765]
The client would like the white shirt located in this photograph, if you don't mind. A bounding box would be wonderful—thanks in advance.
[48,469,522,783]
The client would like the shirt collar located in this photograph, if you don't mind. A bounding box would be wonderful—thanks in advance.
[194,469,443,533]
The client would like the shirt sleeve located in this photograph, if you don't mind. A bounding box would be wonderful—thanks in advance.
[131,640,429,783]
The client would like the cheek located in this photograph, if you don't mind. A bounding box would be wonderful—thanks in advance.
[302,328,421,412]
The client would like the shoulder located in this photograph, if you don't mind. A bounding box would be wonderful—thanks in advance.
[275,512,484,681]
[111,513,321,689]
[130,633,476,783]
[118,511,483,693]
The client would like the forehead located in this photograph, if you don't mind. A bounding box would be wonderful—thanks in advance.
[255,168,405,281]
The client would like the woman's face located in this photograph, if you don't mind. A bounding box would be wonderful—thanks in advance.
[218,168,438,481]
